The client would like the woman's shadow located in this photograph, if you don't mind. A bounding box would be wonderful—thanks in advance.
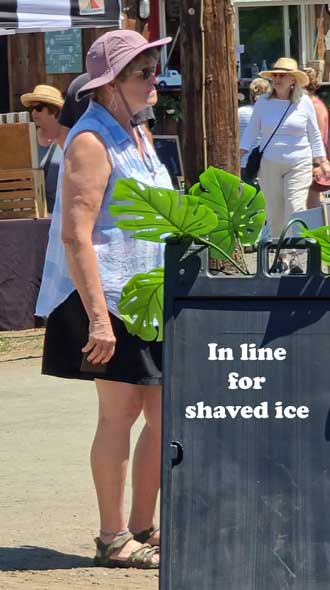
[0,546,93,571]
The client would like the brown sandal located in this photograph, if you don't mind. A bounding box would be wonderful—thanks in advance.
[94,530,159,569]
[133,526,160,545]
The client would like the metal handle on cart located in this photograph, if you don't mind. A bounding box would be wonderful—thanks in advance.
[257,237,322,277]
[170,442,184,467]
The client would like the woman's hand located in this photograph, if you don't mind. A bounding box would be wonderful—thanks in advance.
[82,316,116,364]
[313,164,322,180]
[320,160,330,179]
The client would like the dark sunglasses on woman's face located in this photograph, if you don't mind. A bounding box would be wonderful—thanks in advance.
[132,66,157,80]
[271,73,288,79]
[29,103,47,113]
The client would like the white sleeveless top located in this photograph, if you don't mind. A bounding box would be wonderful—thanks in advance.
[36,102,173,318]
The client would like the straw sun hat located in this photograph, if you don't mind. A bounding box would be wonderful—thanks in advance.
[259,57,309,87]
[20,85,64,108]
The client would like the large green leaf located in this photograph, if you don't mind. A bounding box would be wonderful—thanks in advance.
[110,178,218,242]
[190,167,266,259]
[299,226,330,265]
[118,268,164,342]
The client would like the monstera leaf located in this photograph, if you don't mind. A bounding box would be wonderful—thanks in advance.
[113,169,267,342]
[110,178,218,242]
[190,167,266,259]
[299,226,330,265]
[118,268,164,341]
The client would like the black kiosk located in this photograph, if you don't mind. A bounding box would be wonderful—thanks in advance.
[161,239,330,590]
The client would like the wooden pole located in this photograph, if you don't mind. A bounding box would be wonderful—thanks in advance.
[180,0,239,188]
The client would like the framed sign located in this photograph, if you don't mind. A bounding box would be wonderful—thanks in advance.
[153,134,184,180]
[45,29,83,74]
[78,0,105,15]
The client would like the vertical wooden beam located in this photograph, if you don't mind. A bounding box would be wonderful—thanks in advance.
[7,37,14,113]
[181,0,239,188]
[149,0,161,41]
[8,33,46,112]
[180,1,203,188]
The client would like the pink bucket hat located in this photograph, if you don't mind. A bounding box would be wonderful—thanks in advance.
[76,30,172,100]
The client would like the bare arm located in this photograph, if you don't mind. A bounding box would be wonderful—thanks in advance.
[314,100,328,145]
[306,96,326,160]
[61,132,115,364]
[306,97,330,178]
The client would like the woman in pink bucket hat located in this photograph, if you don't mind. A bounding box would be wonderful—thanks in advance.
[36,29,172,568]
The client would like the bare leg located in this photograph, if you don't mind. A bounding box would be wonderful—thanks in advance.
[129,385,162,545]
[91,379,159,562]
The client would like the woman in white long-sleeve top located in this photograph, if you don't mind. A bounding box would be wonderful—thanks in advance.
[240,58,330,263]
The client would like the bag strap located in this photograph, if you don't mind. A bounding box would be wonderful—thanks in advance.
[261,102,292,154]
[40,142,57,180]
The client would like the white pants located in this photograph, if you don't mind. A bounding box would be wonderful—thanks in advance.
[258,158,313,237]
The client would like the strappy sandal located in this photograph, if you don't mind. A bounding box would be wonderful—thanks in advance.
[133,526,160,546]
[94,530,159,569]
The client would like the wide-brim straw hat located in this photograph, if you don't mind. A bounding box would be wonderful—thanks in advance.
[260,57,309,87]
[20,85,64,108]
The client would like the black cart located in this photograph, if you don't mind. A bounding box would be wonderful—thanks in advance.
[161,239,330,590]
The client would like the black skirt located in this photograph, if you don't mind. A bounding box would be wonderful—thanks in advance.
[42,290,162,384]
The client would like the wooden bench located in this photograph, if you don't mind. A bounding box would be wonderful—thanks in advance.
[0,169,47,219]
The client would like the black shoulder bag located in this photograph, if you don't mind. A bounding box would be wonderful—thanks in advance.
[245,102,292,179]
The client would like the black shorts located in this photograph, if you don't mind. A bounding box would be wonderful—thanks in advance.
[42,290,162,384]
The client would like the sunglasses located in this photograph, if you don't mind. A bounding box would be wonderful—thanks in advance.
[29,103,47,113]
[131,66,157,80]
[271,73,289,79]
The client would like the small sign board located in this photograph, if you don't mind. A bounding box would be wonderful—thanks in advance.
[153,134,184,180]
[78,0,105,15]
[45,29,83,74]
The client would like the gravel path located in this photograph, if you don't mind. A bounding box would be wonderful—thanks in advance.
[0,358,159,590]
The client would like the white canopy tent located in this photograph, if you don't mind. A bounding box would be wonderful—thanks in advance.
[0,0,121,34]
[235,0,326,5]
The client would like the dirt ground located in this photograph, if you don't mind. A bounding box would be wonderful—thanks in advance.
[0,328,45,361]
[0,333,159,590]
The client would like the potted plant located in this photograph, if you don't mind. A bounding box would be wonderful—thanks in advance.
[109,166,266,341]
[154,95,182,134]
[109,166,330,341]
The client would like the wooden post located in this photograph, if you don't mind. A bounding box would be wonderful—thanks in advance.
[180,0,239,188]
